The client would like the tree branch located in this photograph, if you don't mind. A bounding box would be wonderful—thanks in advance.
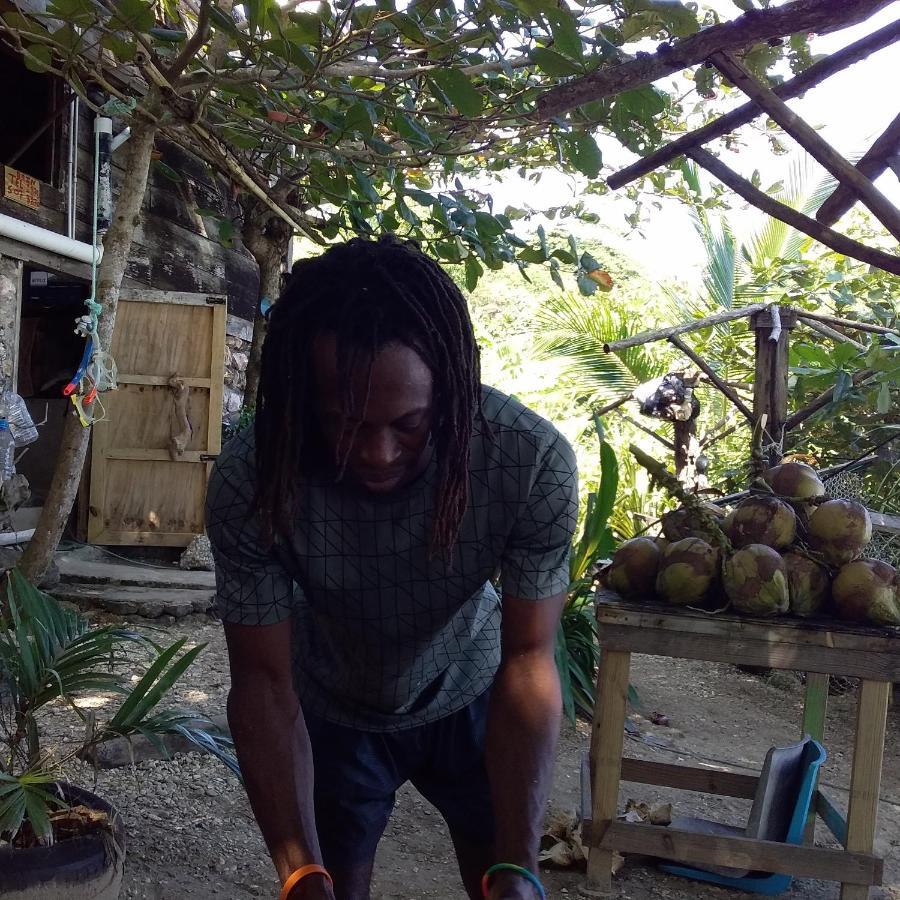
[167,0,211,81]
[710,51,900,242]
[816,111,900,225]
[687,147,900,276]
[606,17,900,190]
[535,0,892,120]
[604,303,768,353]
[668,334,754,421]
[617,412,675,451]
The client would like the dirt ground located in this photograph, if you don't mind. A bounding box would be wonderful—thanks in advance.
[44,613,900,900]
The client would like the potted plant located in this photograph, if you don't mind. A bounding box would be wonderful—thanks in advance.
[0,568,237,898]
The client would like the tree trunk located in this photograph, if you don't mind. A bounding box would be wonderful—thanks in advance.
[241,213,291,410]
[19,104,160,583]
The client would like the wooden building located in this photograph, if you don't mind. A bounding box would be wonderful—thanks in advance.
[0,46,261,547]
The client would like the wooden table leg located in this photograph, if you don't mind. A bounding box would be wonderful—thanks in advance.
[840,679,890,900]
[802,672,829,843]
[587,650,631,893]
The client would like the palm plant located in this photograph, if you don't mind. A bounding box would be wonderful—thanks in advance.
[0,569,237,848]
[556,434,618,722]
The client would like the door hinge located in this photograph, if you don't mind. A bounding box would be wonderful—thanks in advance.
[205,296,227,305]
[200,453,219,462]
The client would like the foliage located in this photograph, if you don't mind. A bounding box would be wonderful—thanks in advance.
[556,430,616,723]
[0,570,237,846]
[0,0,824,294]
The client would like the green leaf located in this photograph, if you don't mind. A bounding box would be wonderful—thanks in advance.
[473,211,505,238]
[564,132,602,178]
[392,11,428,44]
[394,114,433,148]
[47,0,98,27]
[284,12,322,45]
[152,160,182,183]
[876,381,891,415]
[343,101,375,138]
[577,273,599,295]
[464,255,483,291]
[619,85,667,119]
[23,45,52,73]
[545,8,582,60]
[109,0,156,33]
[100,33,137,61]
[395,196,421,226]
[532,47,582,77]
[430,69,483,117]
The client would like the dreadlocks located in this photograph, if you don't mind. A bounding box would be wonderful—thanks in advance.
[254,235,486,555]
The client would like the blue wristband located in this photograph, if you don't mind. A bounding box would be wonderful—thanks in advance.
[481,863,546,899]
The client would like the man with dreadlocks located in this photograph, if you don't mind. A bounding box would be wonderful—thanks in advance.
[206,236,578,900]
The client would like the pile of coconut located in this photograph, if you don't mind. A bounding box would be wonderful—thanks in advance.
[606,462,900,627]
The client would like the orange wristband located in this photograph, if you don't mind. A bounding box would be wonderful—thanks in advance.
[279,864,333,900]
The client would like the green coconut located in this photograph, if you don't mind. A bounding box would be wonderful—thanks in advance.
[661,503,726,543]
[762,462,826,501]
[808,499,872,566]
[723,496,797,550]
[608,537,661,601]
[832,558,900,626]
[655,537,719,607]
[723,544,789,616]
[782,551,831,618]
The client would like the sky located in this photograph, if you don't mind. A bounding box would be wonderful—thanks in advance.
[477,2,900,286]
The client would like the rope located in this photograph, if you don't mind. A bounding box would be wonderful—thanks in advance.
[68,119,117,426]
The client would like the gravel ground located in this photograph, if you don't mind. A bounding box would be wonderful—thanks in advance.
[37,613,900,900]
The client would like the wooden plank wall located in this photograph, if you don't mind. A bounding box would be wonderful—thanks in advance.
[4,98,258,323]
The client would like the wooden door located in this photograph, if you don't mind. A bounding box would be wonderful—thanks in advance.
[88,290,226,546]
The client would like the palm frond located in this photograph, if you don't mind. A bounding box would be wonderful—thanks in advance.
[535,293,665,403]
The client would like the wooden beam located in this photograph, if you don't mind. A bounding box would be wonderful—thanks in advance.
[710,52,900,242]
[751,307,797,465]
[620,757,758,799]
[799,318,866,350]
[815,790,849,845]
[687,148,900,276]
[818,112,900,225]
[785,369,875,432]
[669,334,753,421]
[606,18,900,191]
[599,821,883,886]
[796,310,898,337]
[604,303,768,353]
[535,0,892,120]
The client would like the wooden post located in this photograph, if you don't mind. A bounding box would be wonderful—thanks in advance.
[841,679,891,900]
[750,306,798,466]
[0,253,23,395]
[802,672,830,842]
[587,649,631,893]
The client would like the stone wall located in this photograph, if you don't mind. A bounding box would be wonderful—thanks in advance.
[224,315,253,418]
[0,254,22,389]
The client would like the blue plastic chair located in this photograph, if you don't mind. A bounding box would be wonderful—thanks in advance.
[661,736,827,896]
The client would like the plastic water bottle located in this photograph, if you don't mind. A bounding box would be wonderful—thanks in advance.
[2,391,38,447]
[0,418,15,481]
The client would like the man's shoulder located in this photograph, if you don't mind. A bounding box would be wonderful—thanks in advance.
[476,385,575,475]
[479,385,564,446]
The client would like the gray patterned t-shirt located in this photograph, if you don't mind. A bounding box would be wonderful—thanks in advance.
[206,385,578,732]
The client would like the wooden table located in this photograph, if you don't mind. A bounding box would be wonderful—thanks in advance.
[584,594,900,898]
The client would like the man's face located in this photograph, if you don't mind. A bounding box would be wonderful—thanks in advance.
[312,333,434,494]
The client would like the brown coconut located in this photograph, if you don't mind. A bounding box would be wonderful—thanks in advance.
[661,503,726,543]
[762,462,826,500]
[832,558,900,626]
[723,544,789,617]
[655,537,719,607]
[723,496,797,550]
[782,551,831,618]
[608,537,661,601]
[808,499,872,567]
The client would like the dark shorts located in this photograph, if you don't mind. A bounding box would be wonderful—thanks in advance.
[305,691,495,865]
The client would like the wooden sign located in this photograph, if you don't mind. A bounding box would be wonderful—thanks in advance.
[3,166,41,210]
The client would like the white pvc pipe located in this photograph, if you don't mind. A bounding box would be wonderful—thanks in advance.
[0,528,34,546]
[0,213,101,265]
